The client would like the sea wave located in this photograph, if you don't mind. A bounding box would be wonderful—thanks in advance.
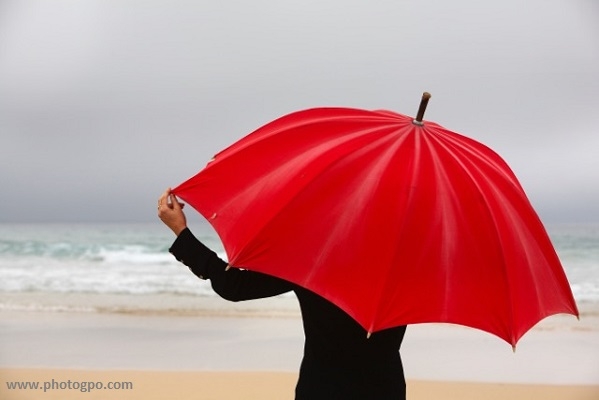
[0,239,171,263]
[0,223,598,304]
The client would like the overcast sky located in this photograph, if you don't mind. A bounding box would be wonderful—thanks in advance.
[0,0,597,224]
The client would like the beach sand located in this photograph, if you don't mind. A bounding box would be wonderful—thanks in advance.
[2,369,599,400]
[1,294,598,399]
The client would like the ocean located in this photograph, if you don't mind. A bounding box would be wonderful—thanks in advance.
[0,222,597,313]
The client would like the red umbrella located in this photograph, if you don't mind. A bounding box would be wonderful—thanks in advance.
[172,93,578,347]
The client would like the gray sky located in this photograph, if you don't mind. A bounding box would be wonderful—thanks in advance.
[0,0,597,224]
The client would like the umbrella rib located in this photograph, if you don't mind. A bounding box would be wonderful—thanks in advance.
[364,125,427,331]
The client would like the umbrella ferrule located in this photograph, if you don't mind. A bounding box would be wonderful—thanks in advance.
[413,92,432,125]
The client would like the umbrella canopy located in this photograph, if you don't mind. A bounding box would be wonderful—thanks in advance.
[172,94,578,347]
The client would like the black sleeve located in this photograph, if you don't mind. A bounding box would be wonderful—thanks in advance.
[169,228,294,301]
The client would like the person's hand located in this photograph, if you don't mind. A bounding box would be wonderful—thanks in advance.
[157,188,187,236]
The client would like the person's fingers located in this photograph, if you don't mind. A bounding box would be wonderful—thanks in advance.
[169,193,186,210]
[169,194,180,210]
[158,189,170,208]
[157,189,187,235]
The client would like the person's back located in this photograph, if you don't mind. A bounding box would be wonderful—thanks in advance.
[294,287,406,399]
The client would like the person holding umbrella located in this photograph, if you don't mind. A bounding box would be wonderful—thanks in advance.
[158,188,408,400]
[157,95,578,398]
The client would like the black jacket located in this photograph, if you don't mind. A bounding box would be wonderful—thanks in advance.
[170,228,406,400]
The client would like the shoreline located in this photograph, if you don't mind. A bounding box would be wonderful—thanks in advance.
[2,290,596,322]
[0,291,302,318]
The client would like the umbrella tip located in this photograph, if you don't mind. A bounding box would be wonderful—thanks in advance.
[413,92,432,126]
[366,331,372,339]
